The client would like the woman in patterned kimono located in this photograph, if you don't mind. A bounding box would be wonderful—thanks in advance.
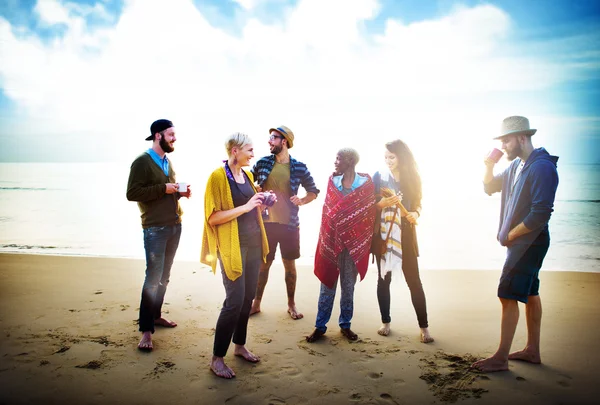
[372,139,434,343]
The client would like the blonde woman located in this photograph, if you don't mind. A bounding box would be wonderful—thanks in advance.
[201,132,271,379]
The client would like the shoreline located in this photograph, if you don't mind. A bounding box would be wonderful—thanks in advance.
[0,251,597,273]
[1,253,599,404]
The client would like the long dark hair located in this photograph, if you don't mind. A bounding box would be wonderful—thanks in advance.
[385,139,422,209]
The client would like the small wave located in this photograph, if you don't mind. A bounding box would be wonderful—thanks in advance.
[558,199,600,203]
[0,187,49,191]
[1,244,62,250]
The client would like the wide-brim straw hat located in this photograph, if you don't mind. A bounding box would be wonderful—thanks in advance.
[269,125,294,148]
[494,116,537,139]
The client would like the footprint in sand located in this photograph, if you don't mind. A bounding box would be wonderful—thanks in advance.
[280,365,301,377]
[367,371,383,379]
[380,393,400,404]
[557,380,571,387]
[516,376,526,382]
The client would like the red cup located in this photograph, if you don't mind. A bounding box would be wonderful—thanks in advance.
[487,148,503,163]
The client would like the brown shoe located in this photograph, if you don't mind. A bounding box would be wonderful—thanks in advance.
[340,327,358,341]
[306,328,326,343]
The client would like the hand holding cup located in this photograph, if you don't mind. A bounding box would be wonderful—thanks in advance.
[261,191,277,207]
[485,148,503,165]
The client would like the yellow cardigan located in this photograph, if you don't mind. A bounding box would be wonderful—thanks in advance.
[201,166,269,281]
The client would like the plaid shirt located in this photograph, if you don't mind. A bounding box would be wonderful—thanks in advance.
[252,154,320,227]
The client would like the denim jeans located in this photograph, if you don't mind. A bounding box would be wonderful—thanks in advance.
[213,245,262,357]
[314,249,358,332]
[139,223,182,333]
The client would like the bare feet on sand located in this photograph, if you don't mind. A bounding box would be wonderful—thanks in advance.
[471,356,509,372]
[154,317,177,327]
[210,356,236,379]
[509,348,541,364]
[138,332,153,351]
[306,328,325,343]
[378,323,391,336]
[249,299,261,316]
[420,328,434,343]
[234,345,260,363]
[287,305,304,320]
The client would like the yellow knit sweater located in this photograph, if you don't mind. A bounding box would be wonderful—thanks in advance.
[201,166,269,281]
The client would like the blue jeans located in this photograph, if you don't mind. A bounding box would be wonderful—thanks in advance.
[315,249,358,332]
[139,223,182,333]
[213,245,262,357]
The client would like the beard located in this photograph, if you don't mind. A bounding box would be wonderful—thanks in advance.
[159,134,174,153]
[506,143,522,161]
[270,144,282,155]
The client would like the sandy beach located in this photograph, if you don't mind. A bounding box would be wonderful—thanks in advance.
[0,253,599,405]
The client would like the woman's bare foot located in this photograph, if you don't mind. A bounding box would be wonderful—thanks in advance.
[377,323,391,336]
[234,345,260,363]
[154,317,177,328]
[287,305,304,320]
[138,332,153,351]
[420,328,434,343]
[249,299,261,316]
[471,356,509,372]
[210,356,236,379]
[509,348,541,364]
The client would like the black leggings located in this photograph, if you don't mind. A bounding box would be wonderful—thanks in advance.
[376,249,429,328]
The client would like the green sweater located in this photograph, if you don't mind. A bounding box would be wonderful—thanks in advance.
[126,153,183,228]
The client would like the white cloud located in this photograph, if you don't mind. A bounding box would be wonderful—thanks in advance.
[0,0,594,166]
[35,0,71,26]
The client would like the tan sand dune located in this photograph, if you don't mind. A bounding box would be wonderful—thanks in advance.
[0,253,599,405]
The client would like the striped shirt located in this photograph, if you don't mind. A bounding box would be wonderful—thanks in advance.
[252,155,320,227]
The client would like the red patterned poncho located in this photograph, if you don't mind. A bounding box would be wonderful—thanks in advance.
[314,173,376,289]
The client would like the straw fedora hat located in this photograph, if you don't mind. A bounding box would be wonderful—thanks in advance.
[494,116,537,139]
[269,125,294,148]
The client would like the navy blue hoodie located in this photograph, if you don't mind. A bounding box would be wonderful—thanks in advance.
[484,147,559,247]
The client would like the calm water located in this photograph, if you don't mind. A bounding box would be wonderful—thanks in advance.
[0,161,598,272]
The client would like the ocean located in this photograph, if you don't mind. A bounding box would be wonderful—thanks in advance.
[0,161,598,273]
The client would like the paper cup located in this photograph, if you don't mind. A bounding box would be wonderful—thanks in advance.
[178,183,187,193]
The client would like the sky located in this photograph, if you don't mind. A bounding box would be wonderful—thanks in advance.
[0,0,599,167]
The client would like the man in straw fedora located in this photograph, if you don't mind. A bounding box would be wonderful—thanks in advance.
[250,125,320,319]
[472,116,559,372]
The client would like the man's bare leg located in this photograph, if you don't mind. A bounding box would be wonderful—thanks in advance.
[250,260,273,315]
[138,331,153,351]
[509,295,542,364]
[283,258,303,319]
[210,356,235,379]
[472,298,519,372]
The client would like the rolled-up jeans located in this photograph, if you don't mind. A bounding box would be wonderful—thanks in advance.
[139,223,182,333]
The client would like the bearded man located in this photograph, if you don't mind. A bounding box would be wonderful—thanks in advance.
[127,119,191,351]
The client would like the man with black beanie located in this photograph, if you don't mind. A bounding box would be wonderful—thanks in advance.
[126,119,191,351]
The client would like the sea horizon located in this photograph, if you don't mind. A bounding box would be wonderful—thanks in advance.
[1,161,599,273]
